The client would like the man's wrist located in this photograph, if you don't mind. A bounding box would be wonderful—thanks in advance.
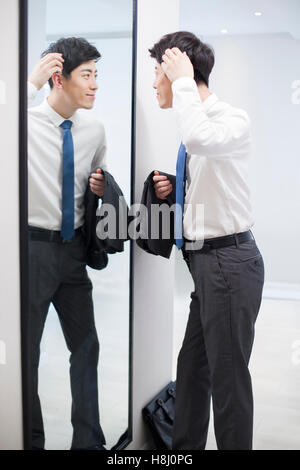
[171,77,198,96]
[28,78,42,91]
[27,80,39,102]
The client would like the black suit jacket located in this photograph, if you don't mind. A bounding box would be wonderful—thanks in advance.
[136,170,176,259]
[83,170,129,270]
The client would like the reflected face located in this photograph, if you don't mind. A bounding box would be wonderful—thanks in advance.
[61,60,99,110]
[153,62,173,109]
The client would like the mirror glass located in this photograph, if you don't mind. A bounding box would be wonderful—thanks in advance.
[173,0,300,450]
[27,0,133,450]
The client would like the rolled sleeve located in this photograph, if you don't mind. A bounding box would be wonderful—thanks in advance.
[27,81,38,104]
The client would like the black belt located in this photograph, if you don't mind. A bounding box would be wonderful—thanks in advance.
[184,230,254,252]
[28,226,82,243]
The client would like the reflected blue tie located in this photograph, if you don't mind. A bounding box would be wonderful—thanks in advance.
[175,143,187,249]
[60,120,74,241]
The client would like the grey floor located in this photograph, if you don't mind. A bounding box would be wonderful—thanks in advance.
[173,250,300,450]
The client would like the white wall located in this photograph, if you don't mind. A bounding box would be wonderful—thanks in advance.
[28,0,47,74]
[200,33,300,288]
[84,37,132,204]
[0,0,23,450]
[28,0,47,107]
[127,0,179,450]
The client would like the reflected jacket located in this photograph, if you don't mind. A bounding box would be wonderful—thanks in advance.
[83,170,129,270]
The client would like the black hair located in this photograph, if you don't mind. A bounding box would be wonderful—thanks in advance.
[149,31,214,86]
[41,37,101,88]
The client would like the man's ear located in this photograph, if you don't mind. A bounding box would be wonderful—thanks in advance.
[51,73,64,89]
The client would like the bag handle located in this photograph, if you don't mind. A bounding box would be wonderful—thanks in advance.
[156,387,175,421]
[156,399,172,419]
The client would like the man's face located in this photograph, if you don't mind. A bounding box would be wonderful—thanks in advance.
[153,61,173,109]
[61,60,98,110]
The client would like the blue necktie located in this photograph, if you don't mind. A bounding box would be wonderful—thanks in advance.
[60,120,74,241]
[175,143,187,249]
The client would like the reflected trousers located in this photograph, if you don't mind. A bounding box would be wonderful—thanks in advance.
[172,238,264,450]
[28,228,106,449]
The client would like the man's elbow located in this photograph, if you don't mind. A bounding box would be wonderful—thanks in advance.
[184,117,250,156]
[184,130,224,155]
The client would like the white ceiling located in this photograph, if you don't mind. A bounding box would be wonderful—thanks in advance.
[45,0,300,39]
[180,0,300,39]
[46,0,133,35]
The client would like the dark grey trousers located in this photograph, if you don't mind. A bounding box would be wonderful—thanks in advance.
[28,228,106,449]
[172,238,264,450]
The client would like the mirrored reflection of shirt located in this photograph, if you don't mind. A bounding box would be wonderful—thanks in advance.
[172,77,254,241]
[27,81,107,230]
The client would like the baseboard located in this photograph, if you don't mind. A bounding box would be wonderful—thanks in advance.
[263,282,300,301]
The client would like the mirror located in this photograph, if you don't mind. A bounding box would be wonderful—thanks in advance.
[24,0,135,450]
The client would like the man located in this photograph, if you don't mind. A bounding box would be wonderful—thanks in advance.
[27,37,107,450]
[149,31,264,450]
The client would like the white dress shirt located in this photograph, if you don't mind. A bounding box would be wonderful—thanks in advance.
[27,81,107,230]
[172,77,254,240]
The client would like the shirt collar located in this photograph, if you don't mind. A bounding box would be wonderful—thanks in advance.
[201,93,219,113]
[41,98,79,128]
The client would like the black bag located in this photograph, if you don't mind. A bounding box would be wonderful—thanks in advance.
[142,381,176,450]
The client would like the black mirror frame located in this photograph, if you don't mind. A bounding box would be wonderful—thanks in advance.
[19,0,137,451]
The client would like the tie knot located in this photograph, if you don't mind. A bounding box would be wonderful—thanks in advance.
[179,142,186,153]
[60,120,73,130]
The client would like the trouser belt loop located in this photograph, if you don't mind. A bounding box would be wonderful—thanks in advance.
[234,233,240,248]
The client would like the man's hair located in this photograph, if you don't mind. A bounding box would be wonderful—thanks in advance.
[42,37,101,89]
[149,31,214,86]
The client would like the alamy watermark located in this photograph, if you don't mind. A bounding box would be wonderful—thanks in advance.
[291,340,300,366]
[291,80,300,104]
[96,197,205,251]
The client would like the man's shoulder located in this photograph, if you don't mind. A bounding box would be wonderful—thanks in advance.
[75,111,105,134]
[28,101,46,116]
[76,111,104,127]
[28,103,50,128]
[75,113,106,150]
[214,99,250,123]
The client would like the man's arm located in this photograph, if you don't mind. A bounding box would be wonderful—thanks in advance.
[172,78,250,157]
[28,53,64,104]
[162,48,250,158]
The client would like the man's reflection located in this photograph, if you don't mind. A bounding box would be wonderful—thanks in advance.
[27,37,107,450]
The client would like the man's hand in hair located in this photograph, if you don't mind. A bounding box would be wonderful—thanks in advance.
[153,171,173,200]
[28,53,64,90]
[161,47,194,83]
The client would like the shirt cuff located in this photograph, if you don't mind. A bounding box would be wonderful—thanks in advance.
[171,77,198,93]
[27,81,38,102]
